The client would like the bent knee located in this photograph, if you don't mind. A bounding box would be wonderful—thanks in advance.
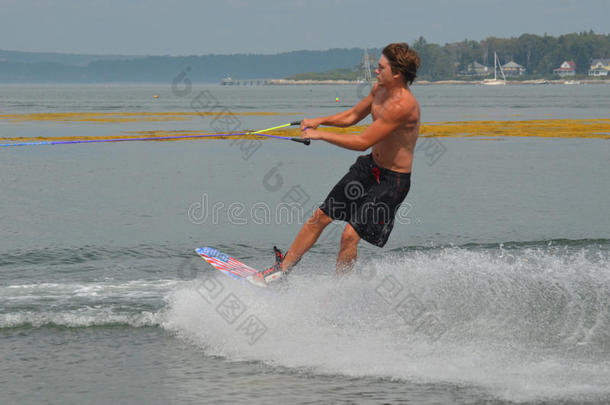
[308,208,333,227]
[340,224,361,245]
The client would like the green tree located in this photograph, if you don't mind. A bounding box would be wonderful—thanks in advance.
[412,37,455,80]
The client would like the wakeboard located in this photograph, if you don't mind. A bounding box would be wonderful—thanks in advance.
[195,247,265,287]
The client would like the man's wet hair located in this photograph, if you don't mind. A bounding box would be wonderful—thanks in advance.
[382,43,421,86]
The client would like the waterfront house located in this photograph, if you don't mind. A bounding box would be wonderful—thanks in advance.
[553,61,576,77]
[588,59,610,76]
[502,61,526,77]
[458,61,490,77]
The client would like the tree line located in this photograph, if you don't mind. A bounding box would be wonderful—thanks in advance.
[1,32,608,82]
[413,31,610,80]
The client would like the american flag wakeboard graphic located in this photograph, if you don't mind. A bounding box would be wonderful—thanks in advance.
[196,247,260,283]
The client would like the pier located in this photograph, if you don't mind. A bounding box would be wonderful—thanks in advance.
[220,75,270,86]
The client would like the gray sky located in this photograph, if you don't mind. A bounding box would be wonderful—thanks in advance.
[1,0,608,56]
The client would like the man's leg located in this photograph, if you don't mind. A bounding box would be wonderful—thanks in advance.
[281,208,333,271]
[336,223,361,274]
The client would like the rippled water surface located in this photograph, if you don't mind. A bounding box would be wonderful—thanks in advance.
[1,83,609,404]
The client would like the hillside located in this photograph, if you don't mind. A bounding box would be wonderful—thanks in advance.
[0,32,608,83]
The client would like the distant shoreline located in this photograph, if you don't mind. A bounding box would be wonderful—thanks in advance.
[267,79,610,85]
[416,79,610,85]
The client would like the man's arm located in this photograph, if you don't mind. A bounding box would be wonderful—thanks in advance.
[302,94,413,151]
[300,85,376,130]
[302,112,403,151]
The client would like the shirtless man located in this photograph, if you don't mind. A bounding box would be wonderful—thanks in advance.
[250,43,421,286]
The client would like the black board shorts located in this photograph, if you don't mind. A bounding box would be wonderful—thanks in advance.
[319,154,411,247]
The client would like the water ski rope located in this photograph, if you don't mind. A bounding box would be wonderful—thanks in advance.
[0,121,311,147]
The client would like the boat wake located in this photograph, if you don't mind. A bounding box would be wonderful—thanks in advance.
[163,243,610,403]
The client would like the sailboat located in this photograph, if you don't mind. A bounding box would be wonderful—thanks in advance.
[358,48,373,83]
[482,52,506,85]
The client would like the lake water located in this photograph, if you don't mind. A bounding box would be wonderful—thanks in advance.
[1,83,609,404]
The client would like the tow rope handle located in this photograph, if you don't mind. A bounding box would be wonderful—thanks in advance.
[289,121,311,145]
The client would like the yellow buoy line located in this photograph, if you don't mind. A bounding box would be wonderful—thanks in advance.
[112,119,610,140]
[117,119,610,140]
[0,121,310,147]
[0,111,286,124]
[1,115,609,144]
[419,119,610,139]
